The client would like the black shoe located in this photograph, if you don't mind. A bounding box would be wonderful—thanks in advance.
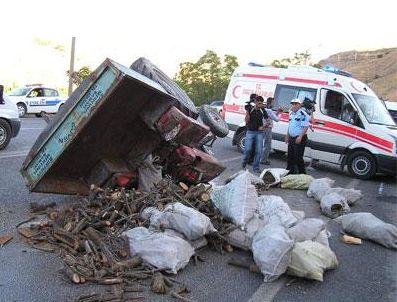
[242,162,247,169]
[253,168,261,174]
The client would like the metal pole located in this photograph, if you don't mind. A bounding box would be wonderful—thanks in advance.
[68,37,76,96]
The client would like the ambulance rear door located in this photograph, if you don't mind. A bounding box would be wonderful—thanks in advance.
[224,74,275,130]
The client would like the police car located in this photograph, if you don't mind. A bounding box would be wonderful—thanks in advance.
[7,84,67,117]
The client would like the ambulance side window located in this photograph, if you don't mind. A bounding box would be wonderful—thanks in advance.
[320,89,357,124]
[274,85,316,112]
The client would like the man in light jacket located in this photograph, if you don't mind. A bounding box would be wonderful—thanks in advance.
[261,97,282,165]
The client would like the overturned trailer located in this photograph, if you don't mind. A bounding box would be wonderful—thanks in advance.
[21,58,226,195]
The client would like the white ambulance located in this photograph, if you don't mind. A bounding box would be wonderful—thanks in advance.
[222,64,397,179]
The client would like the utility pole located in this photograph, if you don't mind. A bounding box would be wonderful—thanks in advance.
[68,37,76,97]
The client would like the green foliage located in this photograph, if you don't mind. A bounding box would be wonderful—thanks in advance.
[271,52,312,68]
[174,50,238,105]
[66,66,92,85]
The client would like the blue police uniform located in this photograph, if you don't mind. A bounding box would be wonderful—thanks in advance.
[287,108,310,174]
[288,109,310,137]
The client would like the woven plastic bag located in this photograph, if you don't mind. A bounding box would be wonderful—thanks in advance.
[210,171,257,226]
[287,241,338,281]
[256,195,297,228]
[227,213,267,251]
[287,218,325,243]
[259,168,289,187]
[161,202,216,240]
[280,174,314,190]
[124,227,194,274]
[252,224,294,282]
[340,212,397,250]
[307,178,335,201]
[326,187,362,205]
[320,193,350,218]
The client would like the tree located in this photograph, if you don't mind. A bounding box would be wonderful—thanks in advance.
[174,50,238,105]
[66,66,92,85]
[271,52,317,68]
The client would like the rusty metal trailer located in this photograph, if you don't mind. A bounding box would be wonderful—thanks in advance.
[21,59,178,195]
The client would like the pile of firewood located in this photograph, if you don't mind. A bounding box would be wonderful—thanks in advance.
[17,178,235,301]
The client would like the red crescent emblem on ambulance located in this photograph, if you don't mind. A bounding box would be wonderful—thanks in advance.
[232,85,241,99]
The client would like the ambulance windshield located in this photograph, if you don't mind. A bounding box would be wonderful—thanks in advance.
[353,93,396,126]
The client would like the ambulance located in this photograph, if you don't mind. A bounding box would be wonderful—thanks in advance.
[222,64,397,179]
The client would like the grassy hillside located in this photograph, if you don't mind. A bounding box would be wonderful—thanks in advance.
[319,48,397,102]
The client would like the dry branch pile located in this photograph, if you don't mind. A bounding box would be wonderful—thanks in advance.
[18,178,234,301]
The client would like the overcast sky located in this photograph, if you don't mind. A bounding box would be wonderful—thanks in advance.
[1,0,396,82]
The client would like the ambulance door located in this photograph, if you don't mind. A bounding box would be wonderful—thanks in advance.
[310,88,359,163]
[272,84,317,155]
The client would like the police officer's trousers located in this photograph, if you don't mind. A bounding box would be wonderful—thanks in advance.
[286,135,307,174]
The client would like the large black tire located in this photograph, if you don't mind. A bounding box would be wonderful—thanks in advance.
[347,150,376,179]
[17,103,27,117]
[0,119,11,150]
[130,57,198,119]
[236,130,246,153]
[199,105,229,138]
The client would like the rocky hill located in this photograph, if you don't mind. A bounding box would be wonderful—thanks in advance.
[319,48,397,102]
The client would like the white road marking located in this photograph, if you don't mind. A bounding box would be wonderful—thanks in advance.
[21,127,45,130]
[0,150,30,159]
[248,277,287,302]
[220,156,242,163]
[378,182,384,196]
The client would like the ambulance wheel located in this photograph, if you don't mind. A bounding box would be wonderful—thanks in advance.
[236,131,246,153]
[130,57,199,119]
[347,150,376,180]
[199,105,229,138]
[17,103,27,117]
[0,119,11,150]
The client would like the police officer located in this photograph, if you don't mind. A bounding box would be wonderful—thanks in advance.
[285,98,310,174]
[242,95,267,173]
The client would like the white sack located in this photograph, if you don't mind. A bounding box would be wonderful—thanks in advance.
[340,212,397,250]
[138,154,162,192]
[256,195,297,228]
[320,193,350,218]
[314,229,330,247]
[287,241,338,282]
[252,224,294,282]
[225,170,264,185]
[287,218,325,243]
[163,229,208,250]
[227,213,267,251]
[124,227,194,274]
[259,168,289,187]
[161,202,216,241]
[326,187,362,205]
[307,178,335,201]
[141,207,169,229]
[280,174,314,190]
[210,171,258,226]
[291,210,306,222]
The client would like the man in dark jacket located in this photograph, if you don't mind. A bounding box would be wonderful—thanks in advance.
[242,95,268,173]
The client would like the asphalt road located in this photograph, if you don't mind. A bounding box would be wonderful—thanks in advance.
[0,117,396,302]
